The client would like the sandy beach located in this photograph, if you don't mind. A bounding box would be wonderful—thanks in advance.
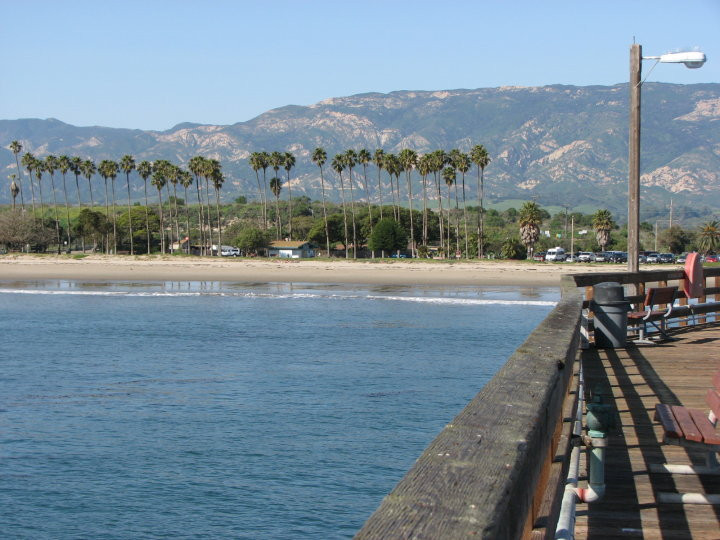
[0,254,626,286]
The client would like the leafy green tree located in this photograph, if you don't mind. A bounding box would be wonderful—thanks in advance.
[592,209,614,251]
[76,208,110,252]
[501,236,525,259]
[661,225,693,254]
[235,227,271,255]
[518,201,542,257]
[368,218,408,254]
[308,214,344,247]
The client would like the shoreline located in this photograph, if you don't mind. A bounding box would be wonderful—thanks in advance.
[0,254,629,287]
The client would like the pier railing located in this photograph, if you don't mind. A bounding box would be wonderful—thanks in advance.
[356,275,583,539]
[356,266,720,539]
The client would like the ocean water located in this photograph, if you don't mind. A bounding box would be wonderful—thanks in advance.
[0,280,557,539]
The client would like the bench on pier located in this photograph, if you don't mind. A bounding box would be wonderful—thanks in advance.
[651,370,720,504]
[627,286,685,343]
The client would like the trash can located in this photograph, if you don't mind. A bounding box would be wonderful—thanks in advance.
[590,282,630,348]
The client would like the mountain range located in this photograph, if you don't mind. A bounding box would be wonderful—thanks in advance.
[2,82,719,221]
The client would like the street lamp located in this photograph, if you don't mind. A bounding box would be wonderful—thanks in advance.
[627,45,706,273]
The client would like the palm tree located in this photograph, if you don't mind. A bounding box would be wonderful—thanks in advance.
[69,156,83,207]
[259,151,270,230]
[312,147,331,257]
[453,152,471,257]
[399,148,418,257]
[249,152,267,229]
[344,149,358,258]
[417,154,432,248]
[283,152,295,240]
[373,149,385,220]
[137,160,153,254]
[269,176,283,240]
[470,144,491,258]
[81,159,96,209]
[21,152,38,220]
[592,209,614,252]
[180,169,193,253]
[384,153,401,222]
[518,201,542,258]
[166,163,180,253]
[120,155,136,254]
[99,160,119,253]
[58,155,72,248]
[429,150,446,252]
[188,156,207,253]
[698,220,720,254]
[44,155,62,251]
[358,149,373,241]
[209,159,224,249]
[331,154,349,258]
[9,141,25,209]
[10,175,20,210]
[151,160,169,253]
[442,165,457,255]
[269,151,283,185]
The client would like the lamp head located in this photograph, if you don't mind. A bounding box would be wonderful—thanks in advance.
[658,51,707,69]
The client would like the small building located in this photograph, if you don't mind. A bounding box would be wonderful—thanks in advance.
[268,241,316,258]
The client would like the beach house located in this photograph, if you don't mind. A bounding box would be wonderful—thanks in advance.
[267,240,315,258]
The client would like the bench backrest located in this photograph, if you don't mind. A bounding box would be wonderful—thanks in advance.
[708,371,720,422]
[644,286,677,308]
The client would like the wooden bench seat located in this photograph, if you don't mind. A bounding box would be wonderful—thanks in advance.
[651,370,720,504]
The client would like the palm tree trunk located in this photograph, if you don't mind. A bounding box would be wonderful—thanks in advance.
[14,155,25,210]
[338,172,349,259]
[478,167,484,259]
[261,169,269,230]
[183,186,191,253]
[61,172,71,250]
[454,181,460,256]
[347,167,357,259]
[434,172,445,253]
[157,189,165,254]
[377,168,384,220]
[319,166,330,258]
[422,173,428,247]
[172,183,180,254]
[49,173,61,253]
[362,166,373,256]
[36,172,46,226]
[461,172,469,258]
[405,171,415,257]
[143,179,151,254]
[215,188,222,250]
[126,174,134,255]
[274,194,282,240]
[111,179,118,254]
[27,171,37,221]
[286,171,293,241]
[254,170,264,229]
[194,179,205,255]
[203,177,212,254]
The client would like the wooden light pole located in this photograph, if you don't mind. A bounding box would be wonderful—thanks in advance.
[628,43,642,274]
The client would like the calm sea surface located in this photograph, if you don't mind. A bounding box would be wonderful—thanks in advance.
[1,280,557,539]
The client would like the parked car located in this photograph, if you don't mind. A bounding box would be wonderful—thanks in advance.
[593,252,608,263]
[704,254,719,263]
[545,247,566,262]
[390,253,409,258]
[220,245,240,257]
[606,251,627,263]
[645,252,660,263]
[564,254,577,262]
[532,251,546,262]
[638,254,647,264]
[658,253,675,264]
[577,252,594,262]
[676,253,688,263]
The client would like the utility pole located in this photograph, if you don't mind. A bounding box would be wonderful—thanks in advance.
[628,43,642,274]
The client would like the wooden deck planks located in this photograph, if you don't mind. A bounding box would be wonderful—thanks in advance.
[575,324,720,539]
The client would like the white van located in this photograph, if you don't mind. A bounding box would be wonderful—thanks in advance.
[220,245,240,257]
[545,247,566,262]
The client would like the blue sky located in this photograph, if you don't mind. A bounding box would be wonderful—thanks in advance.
[2,0,718,131]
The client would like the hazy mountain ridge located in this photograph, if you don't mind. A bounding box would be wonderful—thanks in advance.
[2,83,719,218]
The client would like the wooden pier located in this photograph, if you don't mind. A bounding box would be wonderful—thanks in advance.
[356,267,720,539]
[576,324,720,538]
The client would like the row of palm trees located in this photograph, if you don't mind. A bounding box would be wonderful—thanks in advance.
[306,145,490,258]
[8,141,225,255]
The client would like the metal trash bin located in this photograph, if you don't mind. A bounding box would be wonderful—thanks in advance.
[591,282,630,348]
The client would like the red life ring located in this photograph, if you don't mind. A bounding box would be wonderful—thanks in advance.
[683,252,704,298]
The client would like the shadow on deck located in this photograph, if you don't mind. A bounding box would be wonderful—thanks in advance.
[577,324,720,538]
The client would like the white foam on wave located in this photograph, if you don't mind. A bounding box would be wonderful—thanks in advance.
[0,288,557,306]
